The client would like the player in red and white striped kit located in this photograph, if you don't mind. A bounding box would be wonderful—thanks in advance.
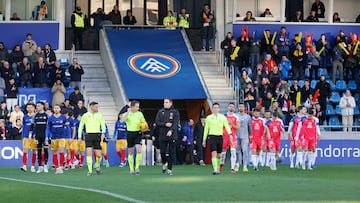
[296,108,320,170]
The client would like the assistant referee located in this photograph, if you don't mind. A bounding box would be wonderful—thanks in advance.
[202,102,232,175]
[78,101,105,176]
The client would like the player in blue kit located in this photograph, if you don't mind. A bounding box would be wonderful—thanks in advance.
[114,113,127,167]
[20,104,37,172]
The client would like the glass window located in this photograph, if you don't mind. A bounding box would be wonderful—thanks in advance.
[133,0,144,24]
[0,0,5,21]
[91,0,103,14]
[119,0,131,18]
[104,0,116,14]
[6,0,54,21]
[146,0,158,25]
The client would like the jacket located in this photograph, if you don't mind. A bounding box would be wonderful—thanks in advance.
[108,10,122,24]
[193,121,204,141]
[182,122,193,144]
[155,107,180,141]
[339,95,356,116]
[33,62,48,84]
[315,80,331,99]
[0,48,9,62]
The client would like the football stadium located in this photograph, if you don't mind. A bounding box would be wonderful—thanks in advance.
[0,0,359,202]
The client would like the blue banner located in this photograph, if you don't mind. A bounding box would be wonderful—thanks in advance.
[105,29,207,100]
[0,140,359,166]
[17,87,73,107]
[0,22,59,50]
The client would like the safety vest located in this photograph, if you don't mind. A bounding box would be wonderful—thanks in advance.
[163,16,177,29]
[73,13,85,28]
[178,14,189,28]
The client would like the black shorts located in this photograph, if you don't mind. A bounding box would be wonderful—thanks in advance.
[208,135,223,153]
[85,133,101,150]
[36,135,46,148]
[127,131,142,148]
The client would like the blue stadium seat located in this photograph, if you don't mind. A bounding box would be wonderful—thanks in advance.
[298,80,305,88]
[348,80,357,91]
[329,116,341,127]
[287,80,293,87]
[241,67,253,78]
[329,92,341,104]
[326,104,335,116]
[354,106,360,116]
[310,80,319,89]
[318,68,329,79]
[335,80,347,92]
[326,80,336,91]
[59,58,69,66]
[335,105,342,116]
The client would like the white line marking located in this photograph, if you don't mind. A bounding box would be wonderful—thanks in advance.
[0,176,148,203]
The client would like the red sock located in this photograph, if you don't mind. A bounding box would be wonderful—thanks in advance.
[80,155,84,164]
[60,152,65,167]
[104,154,108,161]
[121,150,126,162]
[116,151,122,158]
[41,153,45,166]
[53,154,59,168]
[22,152,28,166]
[70,150,75,164]
[93,152,97,161]
[31,153,36,166]
[75,154,80,161]
[66,158,70,165]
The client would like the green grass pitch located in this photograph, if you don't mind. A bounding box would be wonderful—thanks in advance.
[0,165,359,203]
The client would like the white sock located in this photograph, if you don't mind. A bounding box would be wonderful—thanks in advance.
[303,152,308,168]
[290,153,295,166]
[230,148,237,170]
[296,151,303,166]
[312,151,317,166]
[251,154,257,167]
[266,152,271,166]
[271,152,276,168]
[307,152,313,168]
[221,151,226,165]
[259,151,264,165]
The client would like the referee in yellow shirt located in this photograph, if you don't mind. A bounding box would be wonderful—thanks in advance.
[78,101,105,176]
[122,100,147,175]
[203,103,232,175]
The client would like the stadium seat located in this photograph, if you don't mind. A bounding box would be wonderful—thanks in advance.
[241,67,253,78]
[60,58,69,66]
[329,116,341,130]
[298,80,304,88]
[329,92,341,104]
[335,105,342,116]
[348,80,357,91]
[287,80,293,87]
[327,80,336,91]
[318,68,328,78]
[310,80,319,89]
[326,104,335,116]
[335,80,347,92]
[354,106,360,116]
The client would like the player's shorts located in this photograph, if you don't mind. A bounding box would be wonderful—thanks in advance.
[250,139,262,151]
[262,137,269,149]
[290,139,302,151]
[208,135,223,153]
[100,141,107,154]
[23,138,37,150]
[116,139,127,149]
[302,138,317,151]
[50,139,66,151]
[222,134,237,151]
[84,133,101,150]
[71,140,85,152]
[65,139,71,150]
[127,131,142,148]
[268,138,281,152]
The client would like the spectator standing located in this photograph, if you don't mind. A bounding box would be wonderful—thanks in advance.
[311,0,325,18]
[71,6,85,50]
[276,27,290,57]
[291,42,306,80]
[314,75,331,111]
[339,90,356,132]
[200,4,215,51]
[0,42,9,68]
[261,30,274,58]
[33,57,48,87]
[68,58,84,89]
[178,8,190,29]
[163,10,177,29]
[22,34,37,59]
[9,119,22,140]
[6,78,18,112]
[31,46,45,64]
[123,10,137,25]
[193,115,205,165]
[335,30,349,45]
[9,105,24,127]
[301,79,313,104]
[50,61,65,84]
[1,61,15,88]
[289,80,301,106]
[9,45,24,74]
[51,80,66,107]
[278,55,292,79]
[90,8,106,49]
[108,5,122,25]
[221,32,233,51]
[224,39,241,78]
[74,99,87,117]
[249,33,261,69]
[0,102,9,122]
[0,77,6,102]
[69,87,84,107]
[33,0,47,20]
[316,34,331,70]
[17,57,33,88]
[332,43,345,83]
[44,43,56,68]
